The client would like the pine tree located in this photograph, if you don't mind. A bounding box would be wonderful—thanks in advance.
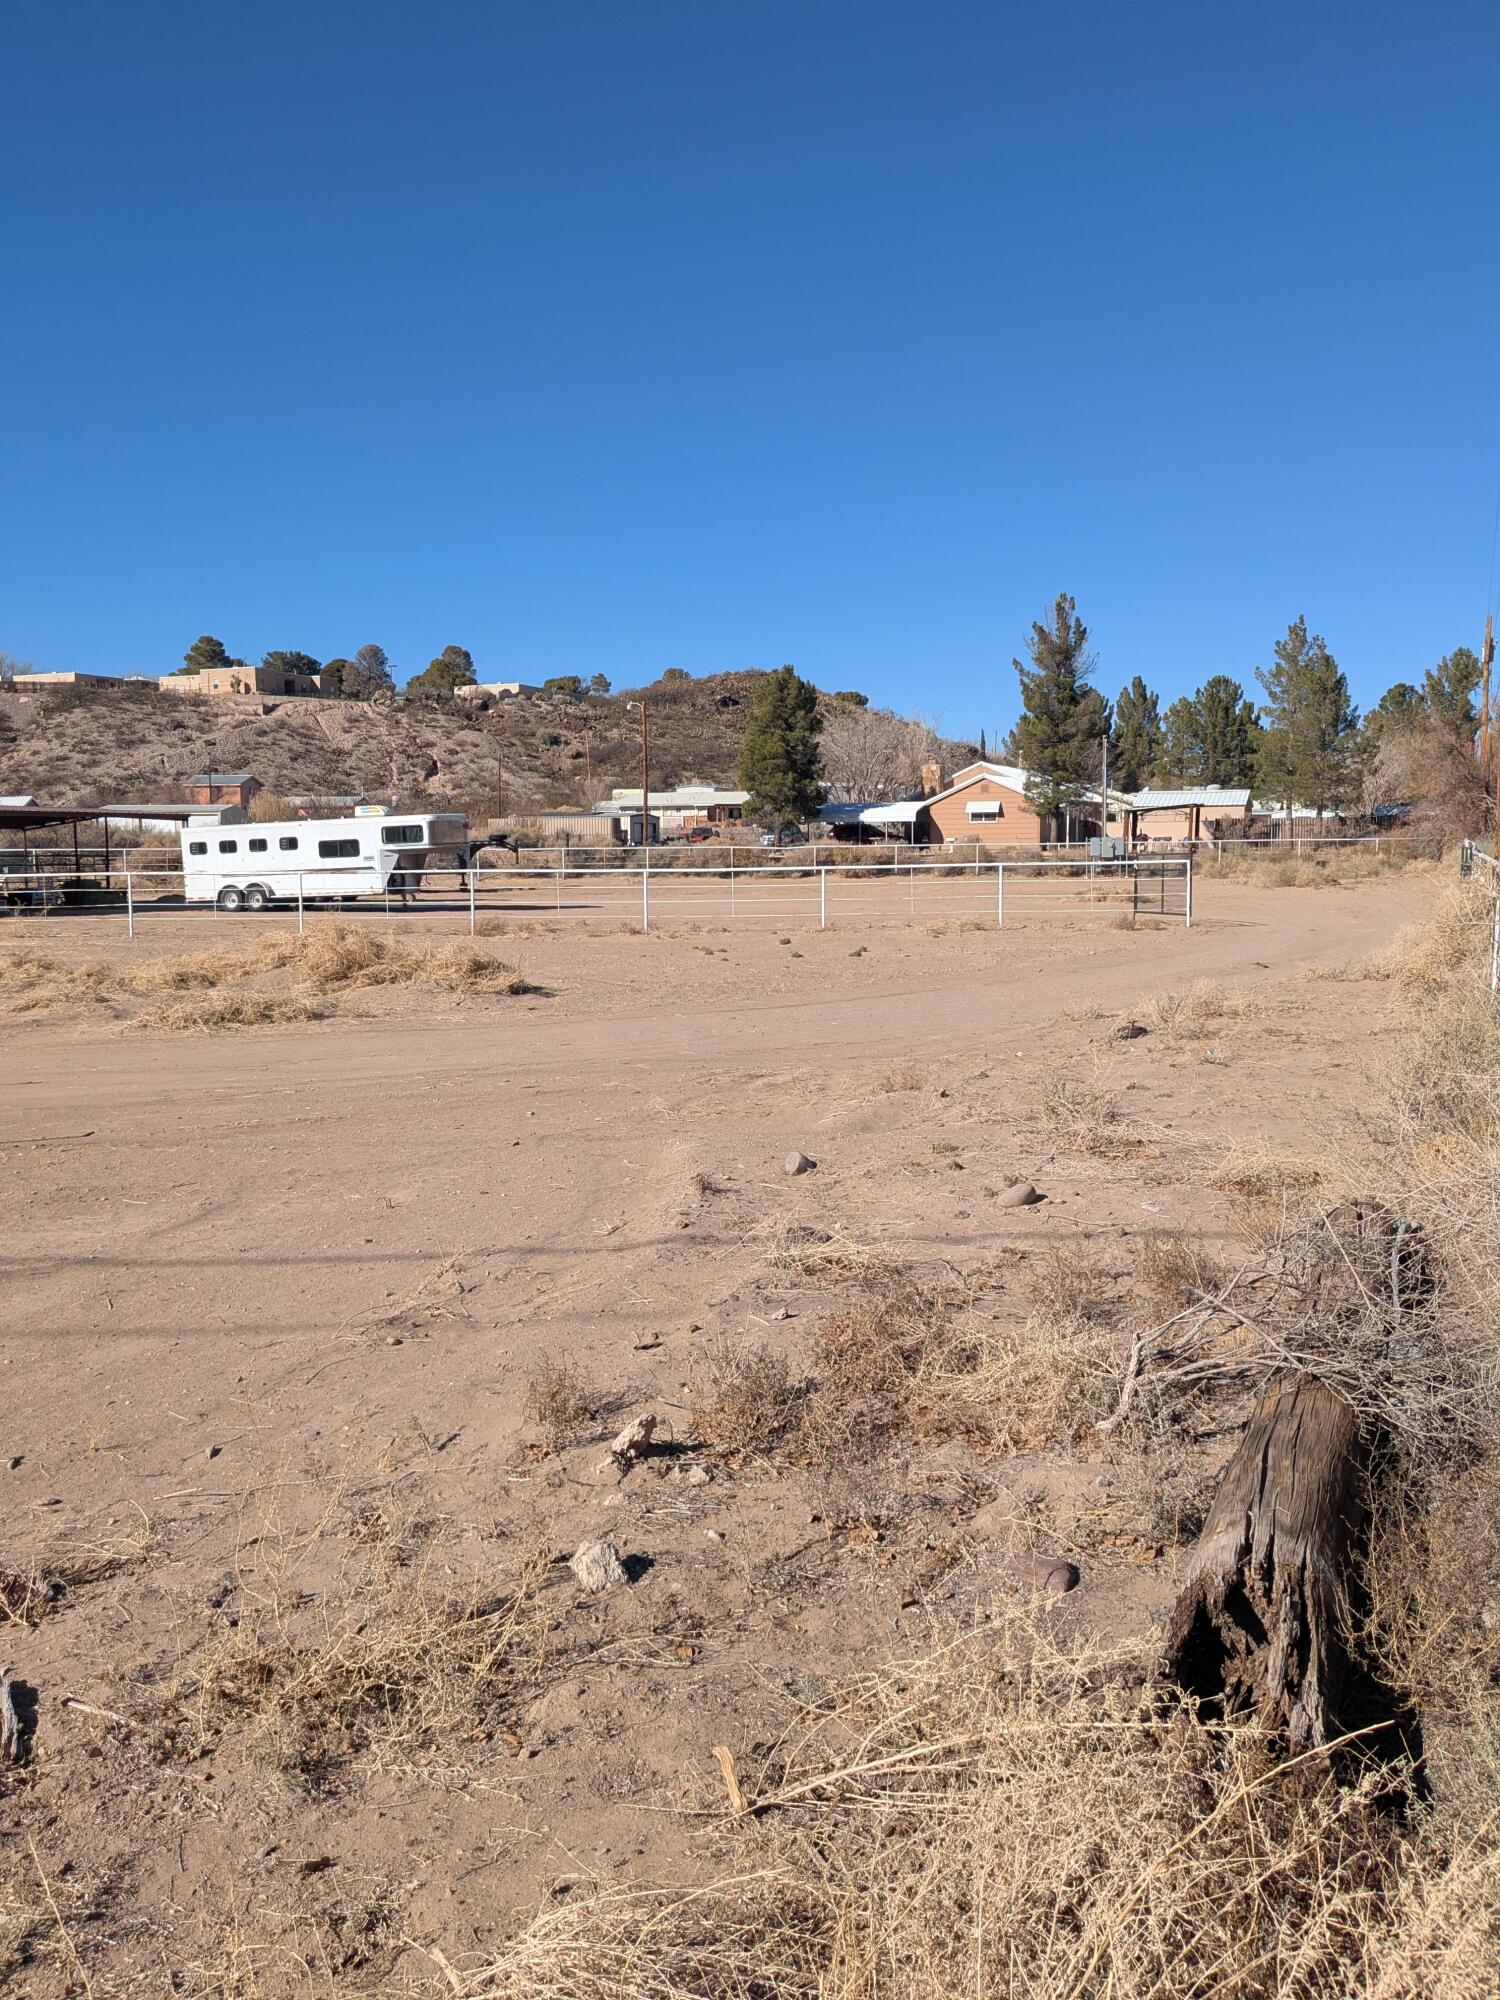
[1012,594,1110,821]
[406,645,477,698]
[1421,648,1481,735]
[178,634,232,676]
[978,727,988,759]
[1110,677,1162,790]
[346,644,396,699]
[1157,697,1199,784]
[1194,675,1259,785]
[1255,617,1359,811]
[737,665,825,825]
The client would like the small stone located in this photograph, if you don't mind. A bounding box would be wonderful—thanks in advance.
[607,1413,658,1468]
[785,1151,816,1176]
[569,1539,629,1593]
[6,1456,21,1472]
[770,1306,792,1322]
[684,1464,712,1486]
[1007,1553,1079,1594]
[386,1335,403,1346]
[1114,1021,1148,1040]
[704,1528,726,1544]
[205,1444,221,1461]
[994,1181,1041,1209]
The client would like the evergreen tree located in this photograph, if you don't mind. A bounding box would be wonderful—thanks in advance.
[738,665,826,825]
[179,634,232,676]
[320,657,351,694]
[1421,647,1481,734]
[1110,676,1162,790]
[1157,696,1199,784]
[1194,674,1259,785]
[1012,594,1110,820]
[1255,617,1359,810]
[589,672,611,695]
[406,645,477,697]
[978,727,988,759]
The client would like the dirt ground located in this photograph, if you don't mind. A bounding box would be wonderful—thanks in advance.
[0,871,1439,1994]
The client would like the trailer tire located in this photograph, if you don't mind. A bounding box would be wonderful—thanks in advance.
[245,884,271,912]
[217,886,245,913]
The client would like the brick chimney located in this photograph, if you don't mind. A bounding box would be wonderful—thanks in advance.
[920,759,945,797]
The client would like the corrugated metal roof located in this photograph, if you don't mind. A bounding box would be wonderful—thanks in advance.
[602,786,749,809]
[186,772,256,785]
[1130,787,1251,810]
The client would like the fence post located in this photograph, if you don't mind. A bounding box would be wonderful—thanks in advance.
[996,863,1004,928]
[469,868,476,936]
[1184,855,1193,929]
[819,867,827,929]
[126,869,134,939]
[642,868,650,935]
[297,874,305,935]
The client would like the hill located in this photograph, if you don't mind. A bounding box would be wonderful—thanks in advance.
[0,671,774,818]
[0,672,975,820]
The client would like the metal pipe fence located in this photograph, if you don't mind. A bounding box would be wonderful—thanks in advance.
[1460,842,1500,993]
[0,856,1193,936]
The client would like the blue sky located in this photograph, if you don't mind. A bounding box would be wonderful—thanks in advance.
[4,1,1497,739]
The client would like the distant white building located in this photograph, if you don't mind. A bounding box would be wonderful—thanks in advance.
[595,784,749,835]
[457,681,543,700]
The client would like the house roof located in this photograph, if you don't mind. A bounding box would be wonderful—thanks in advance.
[601,786,749,810]
[817,799,924,826]
[1130,787,1251,811]
[186,772,256,786]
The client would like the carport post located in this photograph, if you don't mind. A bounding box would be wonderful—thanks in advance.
[297,874,305,935]
[996,862,1004,929]
[126,869,134,939]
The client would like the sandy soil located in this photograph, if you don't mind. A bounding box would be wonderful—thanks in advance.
[0,872,1437,1993]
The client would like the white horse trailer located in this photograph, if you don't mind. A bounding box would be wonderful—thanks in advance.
[179,812,470,911]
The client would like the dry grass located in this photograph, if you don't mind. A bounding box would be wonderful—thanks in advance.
[455,1609,1499,1999]
[523,1357,610,1452]
[1139,978,1258,1039]
[1364,876,1490,990]
[131,992,327,1032]
[692,1339,809,1458]
[1137,1230,1228,1312]
[755,1217,899,1287]
[0,948,118,1012]
[1038,1063,1132,1156]
[164,1494,554,1786]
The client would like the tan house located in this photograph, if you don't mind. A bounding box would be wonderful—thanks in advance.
[1126,786,1251,845]
[164,664,324,698]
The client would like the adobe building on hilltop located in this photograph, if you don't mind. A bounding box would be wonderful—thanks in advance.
[164,663,325,698]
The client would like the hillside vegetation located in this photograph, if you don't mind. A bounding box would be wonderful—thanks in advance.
[0,672,795,815]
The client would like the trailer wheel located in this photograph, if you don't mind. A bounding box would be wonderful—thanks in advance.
[217,886,245,913]
[245,884,271,912]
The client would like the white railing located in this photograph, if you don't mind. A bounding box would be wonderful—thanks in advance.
[2,856,1193,937]
[1461,843,1500,993]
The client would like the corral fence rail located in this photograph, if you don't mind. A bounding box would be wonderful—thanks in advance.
[0,856,1193,935]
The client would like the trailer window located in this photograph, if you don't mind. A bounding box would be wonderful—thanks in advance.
[218,839,238,853]
[249,837,268,852]
[381,823,425,845]
[278,836,299,850]
[318,838,360,859]
[188,841,207,855]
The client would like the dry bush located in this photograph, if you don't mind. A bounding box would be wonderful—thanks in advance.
[0,949,119,1011]
[1364,877,1489,990]
[523,1358,609,1452]
[1140,979,1257,1039]
[1137,1230,1228,1312]
[1037,1065,1129,1155]
[131,992,326,1032]
[252,924,536,995]
[691,1339,808,1458]
[875,1063,925,1093]
[456,1611,1498,1999]
[755,1218,898,1287]
[166,1502,553,1786]
[1020,1242,1116,1324]
[1,1536,144,1628]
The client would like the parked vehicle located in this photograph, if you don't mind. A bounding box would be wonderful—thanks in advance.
[179,811,469,910]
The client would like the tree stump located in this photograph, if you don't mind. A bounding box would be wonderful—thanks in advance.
[1161,1372,1368,1749]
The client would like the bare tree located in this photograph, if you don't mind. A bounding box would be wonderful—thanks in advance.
[821,702,941,802]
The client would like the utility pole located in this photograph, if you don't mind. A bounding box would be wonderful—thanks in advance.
[639,699,650,847]
[1483,611,1496,834]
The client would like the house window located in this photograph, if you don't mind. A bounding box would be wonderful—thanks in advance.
[381,823,425,845]
[249,837,268,852]
[318,838,360,859]
[188,840,207,855]
[218,838,238,853]
[966,801,1002,821]
[278,836,299,850]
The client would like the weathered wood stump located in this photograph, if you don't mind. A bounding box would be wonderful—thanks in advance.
[1162,1372,1368,1749]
